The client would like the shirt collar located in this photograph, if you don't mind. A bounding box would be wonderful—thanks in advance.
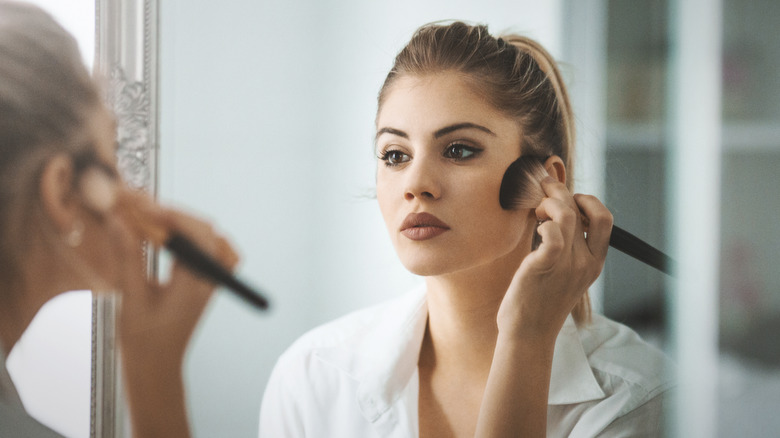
[315,284,428,421]
[0,342,23,405]
[548,314,606,404]
[315,284,605,420]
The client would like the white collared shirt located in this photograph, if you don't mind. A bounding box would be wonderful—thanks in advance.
[259,285,675,437]
[1,344,65,438]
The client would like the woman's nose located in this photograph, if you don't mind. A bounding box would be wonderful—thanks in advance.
[404,158,441,201]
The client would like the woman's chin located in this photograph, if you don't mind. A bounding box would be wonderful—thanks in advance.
[397,240,531,280]
[399,254,470,278]
[402,264,443,277]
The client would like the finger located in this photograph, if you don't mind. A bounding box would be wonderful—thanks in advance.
[114,190,236,313]
[165,260,216,305]
[114,189,173,246]
[574,194,613,260]
[539,176,578,211]
[534,195,578,251]
[524,219,565,272]
[216,236,240,271]
[157,210,237,312]
[119,189,240,271]
[162,209,240,270]
[112,190,214,300]
[537,177,590,254]
[157,212,227,306]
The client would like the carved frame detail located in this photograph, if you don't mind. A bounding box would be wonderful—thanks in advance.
[92,0,158,436]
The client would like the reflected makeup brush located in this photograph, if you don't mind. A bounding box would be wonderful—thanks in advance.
[79,166,270,310]
[499,156,676,276]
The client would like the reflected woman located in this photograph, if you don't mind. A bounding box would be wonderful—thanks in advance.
[260,21,673,437]
[0,2,236,436]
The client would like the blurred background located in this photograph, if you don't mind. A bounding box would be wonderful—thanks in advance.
[601,1,780,436]
[6,0,779,437]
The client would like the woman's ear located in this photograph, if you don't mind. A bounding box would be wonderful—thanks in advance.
[39,155,80,233]
[543,155,566,185]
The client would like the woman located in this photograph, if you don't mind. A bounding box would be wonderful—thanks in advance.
[259,22,673,437]
[0,2,236,436]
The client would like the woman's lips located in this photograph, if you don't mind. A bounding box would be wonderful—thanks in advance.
[400,212,450,241]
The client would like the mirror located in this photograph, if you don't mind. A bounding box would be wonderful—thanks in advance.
[93,0,160,436]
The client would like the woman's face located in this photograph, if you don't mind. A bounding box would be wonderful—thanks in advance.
[70,104,127,288]
[375,72,535,277]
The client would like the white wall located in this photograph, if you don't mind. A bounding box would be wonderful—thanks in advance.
[158,1,563,437]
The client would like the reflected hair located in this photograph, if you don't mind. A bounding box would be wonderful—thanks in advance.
[0,1,101,292]
[377,21,589,323]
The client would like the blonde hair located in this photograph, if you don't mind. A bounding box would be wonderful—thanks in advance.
[378,21,589,323]
[0,1,101,294]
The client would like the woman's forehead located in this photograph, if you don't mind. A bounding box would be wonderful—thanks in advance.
[376,73,518,139]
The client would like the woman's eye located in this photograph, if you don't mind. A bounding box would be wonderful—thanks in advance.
[379,149,411,166]
[443,143,481,160]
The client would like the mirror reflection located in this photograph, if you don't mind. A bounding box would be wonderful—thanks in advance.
[2,1,94,437]
[1,1,234,438]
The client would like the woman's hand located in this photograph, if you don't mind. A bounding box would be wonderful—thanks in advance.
[113,189,238,357]
[477,177,612,438]
[497,176,613,342]
[107,189,239,438]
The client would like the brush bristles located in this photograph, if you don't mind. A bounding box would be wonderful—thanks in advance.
[499,156,548,210]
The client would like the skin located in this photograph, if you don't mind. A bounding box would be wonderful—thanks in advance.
[0,104,236,438]
[375,72,613,438]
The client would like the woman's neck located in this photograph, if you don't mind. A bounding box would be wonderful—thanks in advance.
[421,249,526,375]
[0,250,70,353]
[0,285,45,354]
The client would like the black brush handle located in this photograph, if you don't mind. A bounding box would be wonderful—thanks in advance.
[609,225,676,276]
[165,232,269,310]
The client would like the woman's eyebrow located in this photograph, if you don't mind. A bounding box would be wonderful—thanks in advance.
[376,123,496,140]
[375,127,408,140]
[434,122,496,138]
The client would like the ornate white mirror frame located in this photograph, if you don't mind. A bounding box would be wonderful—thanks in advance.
[92,0,158,436]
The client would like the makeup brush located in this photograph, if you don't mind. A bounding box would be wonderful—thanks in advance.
[80,168,270,310]
[499,156,676,276]
[122,199,270,310]
[164,233,270,310]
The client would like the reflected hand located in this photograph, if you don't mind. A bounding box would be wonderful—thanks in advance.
[104,189,239,438]
[112,189,239,357]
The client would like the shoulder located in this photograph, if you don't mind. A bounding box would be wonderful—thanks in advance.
[0,397,66,438]
[548,315,675,436]
[578,314,675,427]
[579,313,675,399]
